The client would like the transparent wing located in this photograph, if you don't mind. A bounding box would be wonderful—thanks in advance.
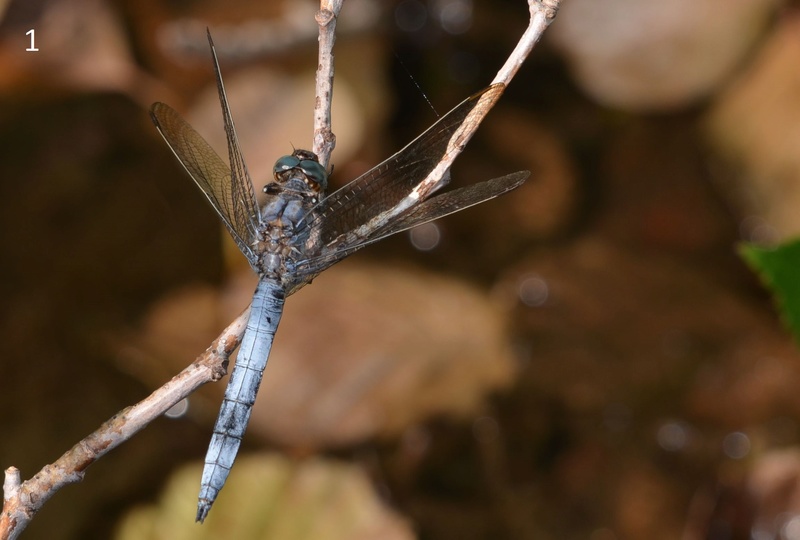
[368,170,529,239]
[149,31,262,266]
[286,171,529,294]
[300,84,505,249]
[207,31,262,244]
[150,102,258,265]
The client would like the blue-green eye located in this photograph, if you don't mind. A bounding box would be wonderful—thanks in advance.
[273,155,300,175]
[272,153,328,191]
[298,160,328,190]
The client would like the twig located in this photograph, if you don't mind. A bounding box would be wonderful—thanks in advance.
[313,0,343,169]
[494,0,560,86]
[0,1,561,538]
[383,0,562,205]
[445,0,562,163]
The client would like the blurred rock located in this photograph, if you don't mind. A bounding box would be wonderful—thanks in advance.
[706,13,800,243]
[549,0,778,111]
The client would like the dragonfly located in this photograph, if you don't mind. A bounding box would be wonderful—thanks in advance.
[150,32,529,523]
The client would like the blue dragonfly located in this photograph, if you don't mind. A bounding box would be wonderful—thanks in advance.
[150,33,528,522]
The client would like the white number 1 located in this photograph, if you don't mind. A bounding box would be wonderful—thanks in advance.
[26,29,39,52]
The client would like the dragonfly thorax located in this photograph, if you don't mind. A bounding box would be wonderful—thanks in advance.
[256,152,324,279]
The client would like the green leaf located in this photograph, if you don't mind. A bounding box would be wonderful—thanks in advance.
[740,239,800,340]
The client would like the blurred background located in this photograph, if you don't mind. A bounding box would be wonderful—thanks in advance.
[1,0,800,538]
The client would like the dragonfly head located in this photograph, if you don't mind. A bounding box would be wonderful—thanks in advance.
[271,149,328,194]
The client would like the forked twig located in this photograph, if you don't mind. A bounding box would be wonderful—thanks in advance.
[0,1,560,538]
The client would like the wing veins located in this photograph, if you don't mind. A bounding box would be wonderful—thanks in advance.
[150,102,258,265]
[207,31,262,243]
[287,171,529,294]
[300,84,505,248]
[149,32,264,267]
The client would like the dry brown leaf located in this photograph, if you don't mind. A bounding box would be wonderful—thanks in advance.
[117,285,226,385]
[126,261,516,448]
[249,263,516,447]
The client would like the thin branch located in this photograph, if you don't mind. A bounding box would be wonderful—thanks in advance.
[313,0,343,169]
[492,0,560,87]
[0,312,248,540]
[0,2,560,538]
[384,0,562,201]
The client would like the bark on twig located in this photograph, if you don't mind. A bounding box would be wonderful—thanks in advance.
[313,0,343,169]
[0,2,560,538]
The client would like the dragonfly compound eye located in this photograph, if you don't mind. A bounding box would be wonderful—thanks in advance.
[298,160,328,191]
[273,155,301,178]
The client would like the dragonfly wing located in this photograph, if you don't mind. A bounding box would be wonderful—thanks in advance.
[286,171,529,294]
[150,32,263,266]
[301,84,505,248]
[150,102,258,265]
[207,31,262,245]
[366,170,529,239]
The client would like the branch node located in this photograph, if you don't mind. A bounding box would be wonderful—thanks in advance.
[315,9,335,27]
[537,0,560,18]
